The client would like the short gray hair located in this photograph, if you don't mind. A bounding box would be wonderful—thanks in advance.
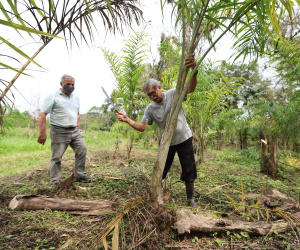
[143,79,159,93]
[61,74,75,83]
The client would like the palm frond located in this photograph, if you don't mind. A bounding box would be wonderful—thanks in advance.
[269,39,300,86]
[0,0,144,122]
[95,195,149,242]
[231,0,298,63]
[223,181,300,225]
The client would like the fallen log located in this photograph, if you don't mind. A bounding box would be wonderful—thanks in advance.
[174,209,300,236]
[9,195,114,216]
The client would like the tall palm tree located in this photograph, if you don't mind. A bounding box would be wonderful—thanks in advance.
[150,0,298,205]
[101,30,149,159]
[0,0,143,131]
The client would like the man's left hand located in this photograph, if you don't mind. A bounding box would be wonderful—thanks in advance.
[185,54,196,69]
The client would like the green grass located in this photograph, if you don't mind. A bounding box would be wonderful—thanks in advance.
[0,128,119,178]
[0,128,299,249]
[197,148,300,211]
[0,129,49,155]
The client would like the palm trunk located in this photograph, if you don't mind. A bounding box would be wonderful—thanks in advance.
[220,133,224,150]
[199,121,205,162]
[239,132,243,149]
[243,136,248,149]
[259,126,269,174]
[199,134,205,163]
[283,136,287,151]
[269,134,278,177]
[150,75,190,204]
[192,125,200,157]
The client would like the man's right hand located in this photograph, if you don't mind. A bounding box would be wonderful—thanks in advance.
[116,112,148,132]
[38,112,47,145]
[116,112,129,123]
[37,133,47,145]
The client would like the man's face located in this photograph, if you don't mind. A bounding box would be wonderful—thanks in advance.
[146,85,163,103]
[60,78,75,95]
[61,78,75,88]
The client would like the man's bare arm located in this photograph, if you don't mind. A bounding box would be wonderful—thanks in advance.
[116,112,148,132]
[185,54,198,94]
[77,113,81,129]
[37,112,47,145]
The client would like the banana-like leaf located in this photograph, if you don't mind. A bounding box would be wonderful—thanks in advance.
[0,62,29,75]
[112,221,119,250]
[0,36,40,67]
[5,0,32,38]
[28,0,47,22]
[236,179,245,213]
[223,180,299,224]
[0,20,62,38]
[102,237,108,250]
[0,2,22,36]
[83,0,92,19]
[95,195,149,242]
[105,0,114,16]
[254,183,266,208]
[222,192,239,206]
[101,30,148,124]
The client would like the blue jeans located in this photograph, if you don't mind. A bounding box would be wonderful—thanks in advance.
[49,125,87,184]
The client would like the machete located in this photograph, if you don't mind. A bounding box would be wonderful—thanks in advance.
[101,86,119,113]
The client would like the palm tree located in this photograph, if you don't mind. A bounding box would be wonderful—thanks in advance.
[150,0,298,205]
[101,30,149,159]
[0,0,143,131]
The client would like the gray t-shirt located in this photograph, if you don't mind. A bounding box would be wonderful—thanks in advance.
[141,88,192,146]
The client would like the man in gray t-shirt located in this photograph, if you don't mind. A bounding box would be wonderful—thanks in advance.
[116,54,198,207]
[141,88,192,146]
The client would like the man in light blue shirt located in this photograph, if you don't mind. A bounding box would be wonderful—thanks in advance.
[38,74,91,186]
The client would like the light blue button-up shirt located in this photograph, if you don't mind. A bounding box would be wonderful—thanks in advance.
[41,89,80,127]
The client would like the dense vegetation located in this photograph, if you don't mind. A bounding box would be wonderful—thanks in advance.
[1,28,299,248]
[0,126,299,249]
[1,0,300,249]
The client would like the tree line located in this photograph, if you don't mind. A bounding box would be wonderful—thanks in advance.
[3,31,299,161]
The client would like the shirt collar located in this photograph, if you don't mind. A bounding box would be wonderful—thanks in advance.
[58,88,73,98]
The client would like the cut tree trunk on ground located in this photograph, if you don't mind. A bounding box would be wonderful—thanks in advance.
[9,195,114,216]
[174,209,300,235]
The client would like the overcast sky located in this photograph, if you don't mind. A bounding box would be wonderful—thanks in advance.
[2,1,236,115]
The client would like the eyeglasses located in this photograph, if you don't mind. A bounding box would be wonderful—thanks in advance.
[147,90,156,97]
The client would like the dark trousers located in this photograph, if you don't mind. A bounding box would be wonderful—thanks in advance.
[162,137,197,183]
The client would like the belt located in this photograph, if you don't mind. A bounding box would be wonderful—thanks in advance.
[51,125,76,130]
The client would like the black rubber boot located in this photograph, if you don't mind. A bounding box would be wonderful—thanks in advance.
[185,182,198,208]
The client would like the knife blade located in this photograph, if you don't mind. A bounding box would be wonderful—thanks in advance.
[101,86,119,113]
